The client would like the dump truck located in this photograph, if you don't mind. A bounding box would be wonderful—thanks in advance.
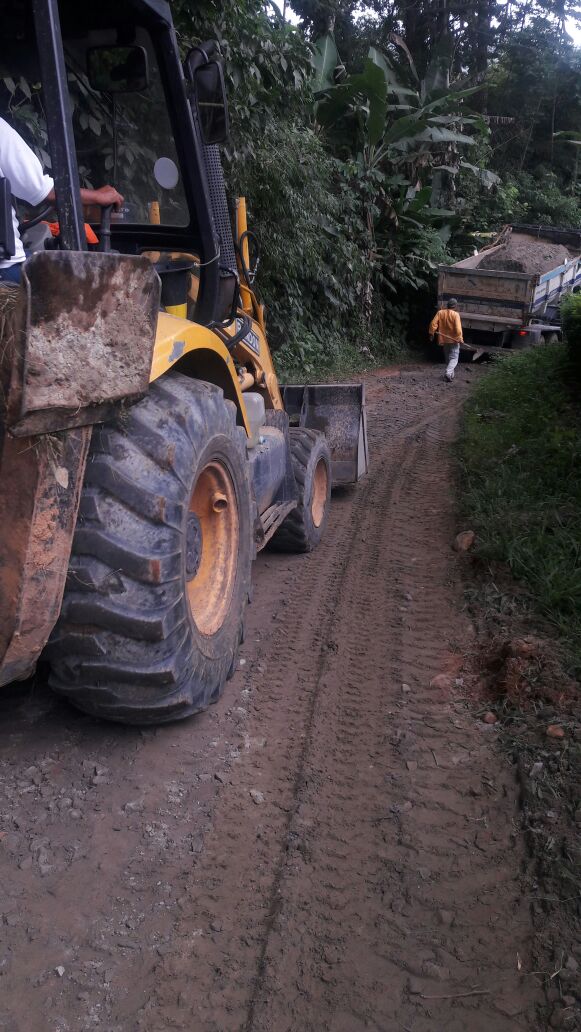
[0,0,368,724]
[437,224,581,351]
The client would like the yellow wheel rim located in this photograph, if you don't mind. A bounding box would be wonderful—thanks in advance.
[311,457,329,528]
[186,461,239,636]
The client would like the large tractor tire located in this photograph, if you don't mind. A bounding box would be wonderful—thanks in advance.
[270,427,331,553]
[47,373,253,724]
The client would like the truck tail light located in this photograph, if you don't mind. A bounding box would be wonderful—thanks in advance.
[518,330,528,336]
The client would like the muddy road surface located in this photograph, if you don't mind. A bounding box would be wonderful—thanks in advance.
[0,361,543,1032]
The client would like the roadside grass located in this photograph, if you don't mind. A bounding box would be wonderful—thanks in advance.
[458,344,581,673]
[460,346,580,1020]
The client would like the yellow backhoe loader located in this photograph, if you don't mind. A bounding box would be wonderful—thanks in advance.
[0,0,368,724]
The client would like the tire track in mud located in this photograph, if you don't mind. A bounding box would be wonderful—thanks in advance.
[246,398,540,1032]
[242,435,425,1032]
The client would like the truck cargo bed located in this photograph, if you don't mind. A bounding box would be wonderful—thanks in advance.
[437,224,581,345]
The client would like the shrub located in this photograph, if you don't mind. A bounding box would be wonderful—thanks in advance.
[230,118,398,376]
[459,345,581,669]
[561,292,581,387]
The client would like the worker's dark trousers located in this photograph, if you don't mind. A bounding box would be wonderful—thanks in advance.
[0,262,23,284]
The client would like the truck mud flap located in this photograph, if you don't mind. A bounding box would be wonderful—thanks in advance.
[6,250,160,437]
[281,383,369,486]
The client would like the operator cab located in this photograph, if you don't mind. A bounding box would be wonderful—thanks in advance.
[0,0,237,326]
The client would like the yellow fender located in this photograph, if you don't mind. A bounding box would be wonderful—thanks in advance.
[151,311,251,434]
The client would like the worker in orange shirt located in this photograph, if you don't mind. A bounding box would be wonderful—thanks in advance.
[429,298,464,382]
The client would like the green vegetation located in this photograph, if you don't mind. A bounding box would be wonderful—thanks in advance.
[561,292,581,385]
[459,346,581,669]
[231,120,405,377]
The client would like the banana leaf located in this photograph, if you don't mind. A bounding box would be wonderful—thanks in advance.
[313,32,340,92]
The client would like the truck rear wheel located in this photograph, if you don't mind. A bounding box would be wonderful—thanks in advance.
[270,428,331,553]
[47,373,252,724]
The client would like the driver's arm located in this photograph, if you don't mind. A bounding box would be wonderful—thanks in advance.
[45,184,124,209]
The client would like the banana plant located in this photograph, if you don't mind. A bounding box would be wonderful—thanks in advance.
[313,34,491,215]
[315,41,485,186]
[311,32,489,320]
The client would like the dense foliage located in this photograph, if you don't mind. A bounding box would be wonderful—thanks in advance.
[171,0,581,372]
[561,292,581,385]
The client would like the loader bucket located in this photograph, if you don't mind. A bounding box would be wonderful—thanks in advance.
[281,383,369,486]
[6,250,160,437]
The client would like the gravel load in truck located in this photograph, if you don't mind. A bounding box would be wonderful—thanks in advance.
[478,232,574,275]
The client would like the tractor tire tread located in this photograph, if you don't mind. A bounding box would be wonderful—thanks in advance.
[270,427,331,554]
[48,372,252,725]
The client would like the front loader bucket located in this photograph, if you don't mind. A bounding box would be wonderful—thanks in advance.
[6,250,160,437]
[281,383,369,486]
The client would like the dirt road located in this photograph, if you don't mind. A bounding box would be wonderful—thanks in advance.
[0,362,543,1032]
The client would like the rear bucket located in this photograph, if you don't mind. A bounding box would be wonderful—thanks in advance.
[281,383,369,486]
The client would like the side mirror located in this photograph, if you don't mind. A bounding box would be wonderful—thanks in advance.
[194,61,230,145]
[0,178,16,261]
[87,45,149,94]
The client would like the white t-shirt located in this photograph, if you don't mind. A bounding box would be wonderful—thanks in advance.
[0,117,54,268]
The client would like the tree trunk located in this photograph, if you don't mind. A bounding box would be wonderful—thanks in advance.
[550,88,557,168]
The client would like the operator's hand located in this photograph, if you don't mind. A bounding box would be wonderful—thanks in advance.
[93,185,124,209]
[48,184,124,212]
